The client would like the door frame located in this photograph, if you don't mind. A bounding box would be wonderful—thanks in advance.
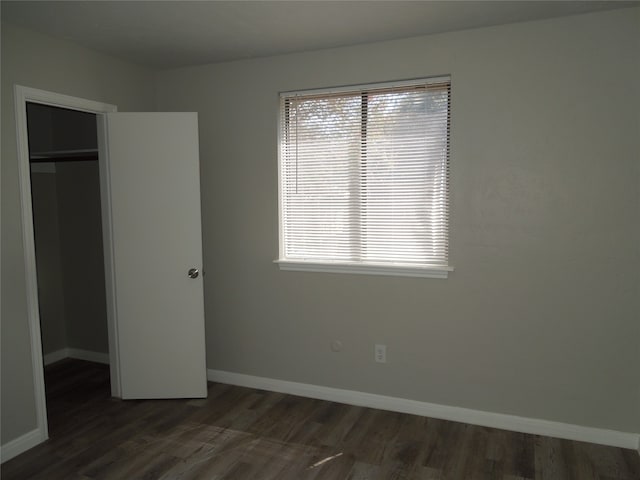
[14,85,121,445]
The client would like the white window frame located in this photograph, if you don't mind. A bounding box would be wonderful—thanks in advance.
[275,77,453,279]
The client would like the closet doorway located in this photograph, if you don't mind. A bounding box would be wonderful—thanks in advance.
[27,102,115,443]
[15,87,119,445]
[28,103,111,373]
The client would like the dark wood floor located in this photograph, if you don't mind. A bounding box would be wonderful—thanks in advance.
[2,360,638,479]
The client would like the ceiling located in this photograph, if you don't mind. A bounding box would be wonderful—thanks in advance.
[2,1,637,69]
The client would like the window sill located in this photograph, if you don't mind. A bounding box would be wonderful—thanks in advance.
[274,259,453,279]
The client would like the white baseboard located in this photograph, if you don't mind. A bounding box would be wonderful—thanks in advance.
[207,369,640,451]
[43,348,109,366]
[67,348,109,365]
[0,428,46,464]
[43,348,69,366]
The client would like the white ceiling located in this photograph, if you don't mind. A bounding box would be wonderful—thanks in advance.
[2,1,637,69]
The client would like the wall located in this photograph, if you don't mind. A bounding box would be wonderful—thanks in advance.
[25,104,54,152]
[56,161,109,354]
[29,163,109,358]
[156,8,640,434]
[30,172,67,355]
[1,22,156,446]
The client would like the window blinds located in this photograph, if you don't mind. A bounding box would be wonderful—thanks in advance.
[279,77,450,269]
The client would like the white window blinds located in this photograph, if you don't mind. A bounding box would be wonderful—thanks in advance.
[278,77,451,275]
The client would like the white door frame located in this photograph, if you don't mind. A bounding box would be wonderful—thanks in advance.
[13,85,121,446]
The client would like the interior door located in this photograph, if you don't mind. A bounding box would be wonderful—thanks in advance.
[98,112,207,399]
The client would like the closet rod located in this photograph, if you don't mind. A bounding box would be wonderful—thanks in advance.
[29,148,98,163]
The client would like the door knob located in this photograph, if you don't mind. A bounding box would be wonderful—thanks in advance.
[188,268,199,279]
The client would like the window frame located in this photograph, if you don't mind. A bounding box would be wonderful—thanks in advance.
[275,77,454,279]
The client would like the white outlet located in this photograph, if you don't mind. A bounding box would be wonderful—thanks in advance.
[375,344,386,363]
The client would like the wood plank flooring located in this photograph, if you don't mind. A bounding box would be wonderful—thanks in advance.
[2,359,638,479]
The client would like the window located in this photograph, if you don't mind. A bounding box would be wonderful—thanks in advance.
[276,77,452,278]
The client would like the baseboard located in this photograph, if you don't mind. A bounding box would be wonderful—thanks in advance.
[207,369,640,450]
[43,348,109,366]
[0,428,46,464]
[67,348,109,365]
[43,348,69,366]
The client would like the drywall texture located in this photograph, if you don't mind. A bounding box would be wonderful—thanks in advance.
[156,8,640,433]
[1,22,155,445]
[30,173,67,355]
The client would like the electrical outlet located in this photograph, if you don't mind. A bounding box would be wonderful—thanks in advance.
[375,344,386,363]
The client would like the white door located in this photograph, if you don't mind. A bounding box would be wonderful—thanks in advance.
[98,112,207,399]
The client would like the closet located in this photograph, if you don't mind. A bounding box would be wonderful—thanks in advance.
[28,103,109,366]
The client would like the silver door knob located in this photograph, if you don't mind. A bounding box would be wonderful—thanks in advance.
[188,268,199,279]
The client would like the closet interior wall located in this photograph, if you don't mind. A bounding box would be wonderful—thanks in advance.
[28,103,109,360]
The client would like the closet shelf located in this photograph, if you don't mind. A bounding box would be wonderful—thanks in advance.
[30,148,98,163]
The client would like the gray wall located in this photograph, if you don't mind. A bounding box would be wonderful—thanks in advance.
[30,162,109,357]
[25,105,54,153]
[156,8,640,433]
[30,172,67,355]
[1,22,155,445]
[56,161,109,354]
